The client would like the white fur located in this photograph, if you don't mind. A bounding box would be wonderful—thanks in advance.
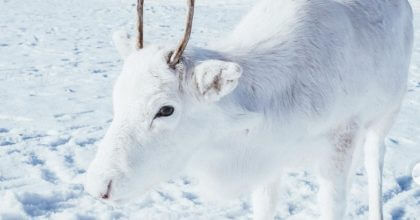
[194,60,242,102]
[85,0,414,219]
[112,30,135,59]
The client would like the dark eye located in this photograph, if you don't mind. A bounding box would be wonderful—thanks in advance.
[155,105,175,118]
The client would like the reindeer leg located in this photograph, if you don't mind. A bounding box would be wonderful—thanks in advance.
[364,128,385,220]
[317,121,361,220]
[364,111,398,220]
[252,180,280,220]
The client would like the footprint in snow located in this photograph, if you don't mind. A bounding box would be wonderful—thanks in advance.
[21,132,46,141]
[54,111,94,121]
[65,88,76,93]
[383,175,413,203]
[41,169,58,184]
[0,137,15,146]
[48,136,71,148]
[26,153,45,166]
[355,205,369,216]
[92,69,105,74]
[53,113,73,121]
[396,176,412,191]
[17,191,79,217]
[0,141,14,146]
[74,137,97,147]
[64,155,74,165]
[287,203,299,215]
[182,192,200,205]
[391,207,405,220]
[388,138,399,145]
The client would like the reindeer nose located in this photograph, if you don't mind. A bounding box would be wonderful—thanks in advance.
[101,180,112,199]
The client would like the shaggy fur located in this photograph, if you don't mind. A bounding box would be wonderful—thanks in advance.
[85,0,413,219]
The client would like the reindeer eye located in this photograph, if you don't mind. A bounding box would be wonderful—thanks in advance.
[155,105,174,118]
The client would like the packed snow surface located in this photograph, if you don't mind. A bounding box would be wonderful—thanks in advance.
[0,0,419,219]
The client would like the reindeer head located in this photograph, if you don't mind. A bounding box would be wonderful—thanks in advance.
[84,0,243,202]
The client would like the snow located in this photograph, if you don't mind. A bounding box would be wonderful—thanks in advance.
[0,0,419,219]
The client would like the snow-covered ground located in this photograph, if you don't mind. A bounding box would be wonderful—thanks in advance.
[0,0,419,219]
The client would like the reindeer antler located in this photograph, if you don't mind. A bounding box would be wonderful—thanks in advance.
[137,0,144,49]
[168,0,195,68]
[137,0,195,68]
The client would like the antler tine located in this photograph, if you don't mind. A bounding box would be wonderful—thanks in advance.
[168,0,195,68]
[137,0,144,49]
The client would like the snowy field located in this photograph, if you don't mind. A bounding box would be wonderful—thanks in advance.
[0,0,419,219]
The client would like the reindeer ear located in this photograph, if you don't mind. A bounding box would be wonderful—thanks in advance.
[112,30,136,59]
[193,60,242,102]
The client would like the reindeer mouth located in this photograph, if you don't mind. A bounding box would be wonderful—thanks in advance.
[101,180,112,199]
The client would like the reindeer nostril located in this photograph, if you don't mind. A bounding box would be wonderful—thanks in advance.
[101,180,112,199]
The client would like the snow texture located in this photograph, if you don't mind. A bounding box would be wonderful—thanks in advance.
[0,0,419,219]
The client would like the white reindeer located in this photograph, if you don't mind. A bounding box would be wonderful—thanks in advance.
[85,0,414,219]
